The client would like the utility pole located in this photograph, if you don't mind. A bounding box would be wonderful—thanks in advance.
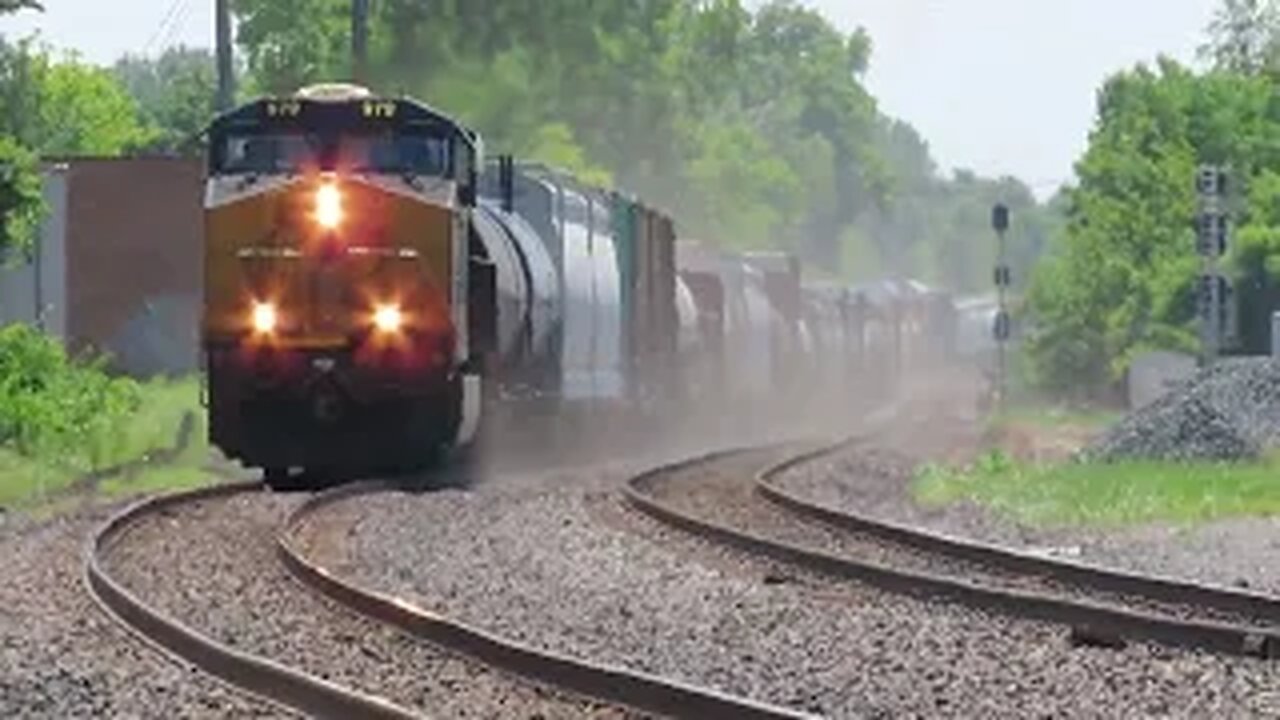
[215,0,234,111]
[1195,165,1231,366]
[352,0,370,85]
[992,203,1011,410]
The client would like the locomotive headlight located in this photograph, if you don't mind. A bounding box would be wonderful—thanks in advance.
[315,182,343,230]
[373,304,403,333]
[251,302,277,334]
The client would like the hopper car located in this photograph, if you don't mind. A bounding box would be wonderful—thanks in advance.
[200,83,958,487]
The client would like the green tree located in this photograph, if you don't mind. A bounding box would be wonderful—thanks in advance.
[113,47,216,154]
[1022,57,1280,398]
[229,0,1055,286]
[0,38,154,155]
[0,136,42,258]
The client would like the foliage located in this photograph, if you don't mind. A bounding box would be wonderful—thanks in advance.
[0,1,41,14]
[1199,0,1280,74]
[914,450,1280,527]
[0,37,155,156]
[0,324,141,472]
[230,0,1056,286]
[113,46,216,154]
[0,372,209,508]
[0,135,43,258]
[1021,56,1280,398]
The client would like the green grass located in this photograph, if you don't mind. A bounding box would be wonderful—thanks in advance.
[914,450,1280,528]
[992,404,1122,432]
[0,376,215,509]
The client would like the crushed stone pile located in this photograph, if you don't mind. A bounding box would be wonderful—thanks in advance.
[1084,357,1280,462]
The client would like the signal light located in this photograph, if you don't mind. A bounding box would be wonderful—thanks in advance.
[252,302,277,334]
[373,304,403,333]
[315,182,343,230]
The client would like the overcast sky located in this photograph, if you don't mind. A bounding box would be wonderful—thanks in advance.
[1,1,1223,198]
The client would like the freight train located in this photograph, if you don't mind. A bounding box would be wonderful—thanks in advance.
[200,83,962,488]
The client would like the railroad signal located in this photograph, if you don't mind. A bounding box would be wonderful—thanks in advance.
[1196,165,1228,197]
[992,204,1009,233]
[993,310,1011,342]
[993,264,1012,288]
[1195,211,1228,257]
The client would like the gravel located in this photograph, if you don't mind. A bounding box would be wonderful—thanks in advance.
[0,504,286,719]
[100,488,630,719]
[314,455,1280,719]
[1086,357,1280,462]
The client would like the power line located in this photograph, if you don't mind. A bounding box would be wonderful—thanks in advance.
[142,0,186,57]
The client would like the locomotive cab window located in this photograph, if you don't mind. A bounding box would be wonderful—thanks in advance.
[338,133,452,177]
[219,133,319,174]
[213,130,453,178]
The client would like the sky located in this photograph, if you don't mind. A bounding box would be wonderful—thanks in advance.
[1,1,1224,199]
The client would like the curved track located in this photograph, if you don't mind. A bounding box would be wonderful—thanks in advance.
[278,480,813,720]
[84,482,416,719]
[86,467,815,719]
[624,440,1280,660]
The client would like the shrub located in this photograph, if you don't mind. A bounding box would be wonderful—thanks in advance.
[0,324,141,471]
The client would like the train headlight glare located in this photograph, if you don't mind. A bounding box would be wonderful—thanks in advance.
[252,302,277,334]
[315,183,343,229]
[373,304,402,333]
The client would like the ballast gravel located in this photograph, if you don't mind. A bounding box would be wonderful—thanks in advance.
[0,505,285,719]
[100,489,631,719]
[316,457,1280,719]
[1086,357,1280,462]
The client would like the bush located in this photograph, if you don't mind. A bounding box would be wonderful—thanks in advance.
[0,323,141,471]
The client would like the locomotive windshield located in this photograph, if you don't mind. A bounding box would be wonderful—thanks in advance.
[218,132,452,177]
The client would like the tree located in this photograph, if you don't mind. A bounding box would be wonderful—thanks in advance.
[1021,56,1280,398]
[228,0,1055,287]
[1199,0,1280,73]
[0,136,42,259]
[0,38,154,156]
[114,47,216,153]
[0,1,42,14]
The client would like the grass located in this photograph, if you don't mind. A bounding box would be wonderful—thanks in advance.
[0,375,216,509]
[913,450,1280,528]
[991,403,1122,432]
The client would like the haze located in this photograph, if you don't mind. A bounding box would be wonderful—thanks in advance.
[2,0,1221,198]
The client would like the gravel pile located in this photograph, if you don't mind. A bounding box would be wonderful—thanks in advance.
[1086,357,1280,462]
[0,506,285,719]
[317,459,1280,719]
[101,489,628,719]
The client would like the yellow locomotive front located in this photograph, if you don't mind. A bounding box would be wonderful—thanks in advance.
[202,84,481,484]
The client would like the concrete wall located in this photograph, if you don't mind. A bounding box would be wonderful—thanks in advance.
[0,164,67,338]
[63,158,203,376]
[0,158,203,378]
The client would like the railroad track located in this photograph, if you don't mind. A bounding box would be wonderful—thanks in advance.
[85,468,814,719]
[624,439,1280,660]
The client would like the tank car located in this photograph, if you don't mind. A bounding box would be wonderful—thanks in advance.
[201,84,488,486]
[473,159,681,457]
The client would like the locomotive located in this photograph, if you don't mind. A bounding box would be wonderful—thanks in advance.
[201,83,963,487]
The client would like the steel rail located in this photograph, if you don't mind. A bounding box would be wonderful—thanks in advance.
[278,472,816,720]
[623,442,1280,660]
[84,481,421,720]
[756,440,1280,627]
